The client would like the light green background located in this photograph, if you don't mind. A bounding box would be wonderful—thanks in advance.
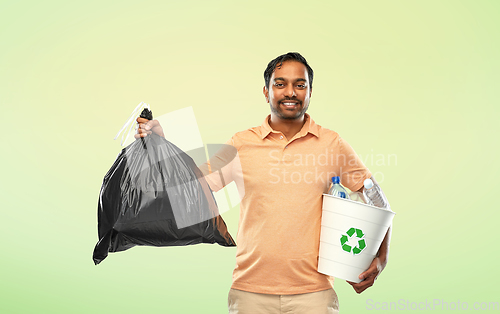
[1,1,498,313]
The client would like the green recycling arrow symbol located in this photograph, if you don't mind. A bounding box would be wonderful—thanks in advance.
[340,227,367,255]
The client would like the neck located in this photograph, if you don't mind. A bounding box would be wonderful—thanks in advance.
[269,114,307,140]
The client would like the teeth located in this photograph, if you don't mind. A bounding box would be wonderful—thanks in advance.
[282,102,297,106]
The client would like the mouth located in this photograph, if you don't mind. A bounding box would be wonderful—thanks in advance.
[280,101,300,109]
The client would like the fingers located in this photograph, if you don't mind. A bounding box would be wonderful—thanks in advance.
[135,117,153,139]
[359,257,382,280]
[134,131,151,139]
[359,267,374,281]
[136,118,160,130]
[136,117,150,124]
[347,270,377,294]
[145,120,165,137]
[346,260,381,294]
[137,117,160,127]
[134,127,152,139]
[347,278,374,294]
[138,121,152,131]
[135,118,164,138]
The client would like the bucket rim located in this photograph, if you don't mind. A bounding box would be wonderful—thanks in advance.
[322,193,395,215]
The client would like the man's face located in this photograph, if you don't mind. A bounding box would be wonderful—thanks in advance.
[264,61,312,120]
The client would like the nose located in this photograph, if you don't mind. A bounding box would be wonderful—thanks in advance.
[284,84,296,97]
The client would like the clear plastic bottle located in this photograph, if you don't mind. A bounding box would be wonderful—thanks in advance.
[363,178,389,209]
[328,176,350,199]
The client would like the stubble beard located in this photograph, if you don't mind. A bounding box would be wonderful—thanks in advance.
[270,100,309,120]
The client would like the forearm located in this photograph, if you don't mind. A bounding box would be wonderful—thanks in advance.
[198,144,239,192]
[357,176,392,265]
[377,225,391,267]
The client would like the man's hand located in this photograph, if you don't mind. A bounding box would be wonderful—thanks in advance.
[134,117,165,139]
[347,178,392,294]
[346,256,384,294]
[345,223,390,294]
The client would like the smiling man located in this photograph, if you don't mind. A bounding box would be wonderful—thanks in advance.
[136,52,391,314]
[265,57,311,122]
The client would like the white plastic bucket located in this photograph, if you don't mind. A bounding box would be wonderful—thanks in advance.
[318,194,395,283]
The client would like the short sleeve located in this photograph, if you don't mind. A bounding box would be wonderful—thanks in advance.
[338,136,372,192]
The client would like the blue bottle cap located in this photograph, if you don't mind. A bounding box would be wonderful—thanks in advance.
[331,176,340,184]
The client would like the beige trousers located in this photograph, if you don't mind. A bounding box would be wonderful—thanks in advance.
[227,288,340,314]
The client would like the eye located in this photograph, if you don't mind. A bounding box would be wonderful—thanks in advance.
[274,83,284,87]
[297,84,306,88]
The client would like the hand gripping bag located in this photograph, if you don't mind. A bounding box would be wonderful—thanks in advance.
[93,108,235,265]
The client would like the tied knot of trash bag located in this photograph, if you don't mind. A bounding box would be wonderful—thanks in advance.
[140,108,153,120]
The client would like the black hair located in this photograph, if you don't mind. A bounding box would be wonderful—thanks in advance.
[264,52,314,89]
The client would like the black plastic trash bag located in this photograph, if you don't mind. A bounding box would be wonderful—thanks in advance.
[93,109,235,265]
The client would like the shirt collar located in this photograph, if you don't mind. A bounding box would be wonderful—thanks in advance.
[259,113,320,140]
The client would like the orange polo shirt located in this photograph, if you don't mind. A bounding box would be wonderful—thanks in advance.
[204,113,371,295]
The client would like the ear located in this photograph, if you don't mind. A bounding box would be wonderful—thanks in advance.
[263,86,269,103]
[309,87,313,99]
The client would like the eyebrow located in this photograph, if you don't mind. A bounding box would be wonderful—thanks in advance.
[273,77,307,83]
